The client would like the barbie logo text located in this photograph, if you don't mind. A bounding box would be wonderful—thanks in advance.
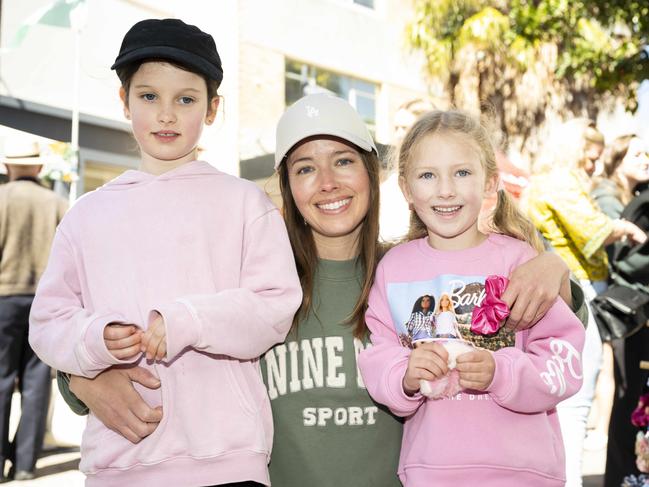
[539,339,582,396]
[449,279,486,307]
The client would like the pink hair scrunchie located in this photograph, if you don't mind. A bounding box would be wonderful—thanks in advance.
[471,275,510,335]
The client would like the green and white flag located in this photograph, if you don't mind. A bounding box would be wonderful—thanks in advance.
[9,0,87,49]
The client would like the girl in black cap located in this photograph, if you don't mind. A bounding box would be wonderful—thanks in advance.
[30,19,301,487]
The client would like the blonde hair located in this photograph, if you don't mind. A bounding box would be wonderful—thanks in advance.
[585,123,605,145]
[398,109,543,252]
[533,118,600,174]
[435,293,456,316]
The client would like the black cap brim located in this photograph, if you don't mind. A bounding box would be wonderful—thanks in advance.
[111,45,223,86]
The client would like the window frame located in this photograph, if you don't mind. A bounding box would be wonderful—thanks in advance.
[284,58,378,132]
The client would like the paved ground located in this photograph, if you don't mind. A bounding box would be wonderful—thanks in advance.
[4,389,609,486]
[2,447,608,486]
[5,434,608,486]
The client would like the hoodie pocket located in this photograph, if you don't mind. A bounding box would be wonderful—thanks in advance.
[226,358,261,418]
[156,352,269,457]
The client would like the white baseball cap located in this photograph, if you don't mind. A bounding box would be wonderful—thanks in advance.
[275,93,377,169]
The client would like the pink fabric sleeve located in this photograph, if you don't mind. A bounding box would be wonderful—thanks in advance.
[153,208,302,361]
[29,230,138,377]
[358,262,425,417]
[485,238,585,412]
[487,298,585,413]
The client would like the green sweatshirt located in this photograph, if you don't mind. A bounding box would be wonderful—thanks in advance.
[261,258,403,486]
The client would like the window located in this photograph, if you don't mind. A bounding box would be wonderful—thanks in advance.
[83,160,130,193]
[285,59,377,130]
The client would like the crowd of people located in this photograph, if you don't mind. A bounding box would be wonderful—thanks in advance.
[1,15,648,487]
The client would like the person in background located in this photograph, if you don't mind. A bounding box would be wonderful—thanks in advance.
[380,99,436,242]
[592,135,649,220]
[524,118,646,487]
[582,122,605,178]
[580,131,637,455]
[0,138,67,482]
[591,134,649,487]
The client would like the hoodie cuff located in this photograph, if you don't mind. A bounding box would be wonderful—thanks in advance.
[80,313,138,375]
[387,356,425,412]
[487,352,514,402]
[152,300,201,360]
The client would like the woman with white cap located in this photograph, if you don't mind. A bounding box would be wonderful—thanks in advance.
[60,94,587,486]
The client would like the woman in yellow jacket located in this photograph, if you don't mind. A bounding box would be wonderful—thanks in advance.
[524,118,646,487]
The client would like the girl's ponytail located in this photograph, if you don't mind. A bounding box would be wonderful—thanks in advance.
[489,188,544,252]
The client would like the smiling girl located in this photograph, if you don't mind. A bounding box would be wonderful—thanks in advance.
[358,110,586,486]
[28,19,301,487]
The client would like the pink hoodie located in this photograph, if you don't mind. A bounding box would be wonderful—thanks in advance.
[29,161,302,486]
[358,234,585,487]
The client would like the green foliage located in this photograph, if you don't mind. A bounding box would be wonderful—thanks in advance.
[408,0,648,99]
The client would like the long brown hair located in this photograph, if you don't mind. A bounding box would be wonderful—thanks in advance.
[398,110,543,252]
[597,134,636,205]
[278,147,383,339]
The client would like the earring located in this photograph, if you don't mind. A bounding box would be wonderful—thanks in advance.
[303,217,308,226]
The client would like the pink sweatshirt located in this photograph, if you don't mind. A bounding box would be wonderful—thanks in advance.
[358,234,585,487]
[29,161,302,486]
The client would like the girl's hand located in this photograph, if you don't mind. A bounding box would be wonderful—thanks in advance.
[141,312,167,361]
[502,251,569,331]
[104,323,142,360]
[402,342,449,396]
[455,349,495,391]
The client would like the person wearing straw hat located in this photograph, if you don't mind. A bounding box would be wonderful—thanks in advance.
[0,137,67,482]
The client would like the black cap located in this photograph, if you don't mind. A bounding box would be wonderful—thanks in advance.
[111,19,223,86]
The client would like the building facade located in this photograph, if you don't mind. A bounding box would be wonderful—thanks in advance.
[0,0,430,197]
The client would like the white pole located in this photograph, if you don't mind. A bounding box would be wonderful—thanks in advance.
[68,1,89,204]
[68,24,80,205]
